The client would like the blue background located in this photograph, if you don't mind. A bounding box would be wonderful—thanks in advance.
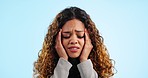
[0,0,148,78]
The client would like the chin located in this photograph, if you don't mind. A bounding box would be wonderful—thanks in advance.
[67,50,81,58]
[69,56,78,58]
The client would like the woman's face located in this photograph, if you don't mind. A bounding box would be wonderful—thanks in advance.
[62,19,85,58]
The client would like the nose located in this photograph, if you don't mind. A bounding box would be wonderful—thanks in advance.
[69,35,78,44]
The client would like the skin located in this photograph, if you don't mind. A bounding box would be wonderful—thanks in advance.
[55,19,93,62]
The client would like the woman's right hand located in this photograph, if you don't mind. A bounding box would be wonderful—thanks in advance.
[55,29,68,60]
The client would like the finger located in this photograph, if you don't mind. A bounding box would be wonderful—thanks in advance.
[85,29,90,42]
[55,29,61,48]
[56,30,60,41]
[58,29,62,43]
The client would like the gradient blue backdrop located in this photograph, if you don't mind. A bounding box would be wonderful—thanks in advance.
[0,0,148,78]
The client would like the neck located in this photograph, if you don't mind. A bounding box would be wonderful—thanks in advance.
[68,57,80,65]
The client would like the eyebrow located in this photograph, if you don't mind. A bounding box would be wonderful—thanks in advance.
[63,30,84,33]
[75,30,84,32]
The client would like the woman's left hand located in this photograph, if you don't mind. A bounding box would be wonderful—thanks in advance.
[80,29,93,62]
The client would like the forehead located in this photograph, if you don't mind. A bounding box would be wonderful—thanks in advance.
[62,19,85,31]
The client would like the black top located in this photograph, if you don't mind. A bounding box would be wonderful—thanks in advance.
[68,58,81,78]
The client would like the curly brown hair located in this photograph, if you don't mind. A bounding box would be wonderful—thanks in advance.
[34,7,115,78]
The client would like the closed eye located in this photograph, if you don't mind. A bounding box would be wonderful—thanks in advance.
[62,34,70,39]
[62,35,70,39]
[77,35,84,39]
[62,32,71,39]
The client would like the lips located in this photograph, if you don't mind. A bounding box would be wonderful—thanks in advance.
[68,46,79,53]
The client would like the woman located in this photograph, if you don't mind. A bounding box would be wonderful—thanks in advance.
[33,7,115,78]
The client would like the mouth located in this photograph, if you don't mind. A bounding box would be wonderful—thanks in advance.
[68,46,80,53]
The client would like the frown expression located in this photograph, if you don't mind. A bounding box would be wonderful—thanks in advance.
[62,19,85,58]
